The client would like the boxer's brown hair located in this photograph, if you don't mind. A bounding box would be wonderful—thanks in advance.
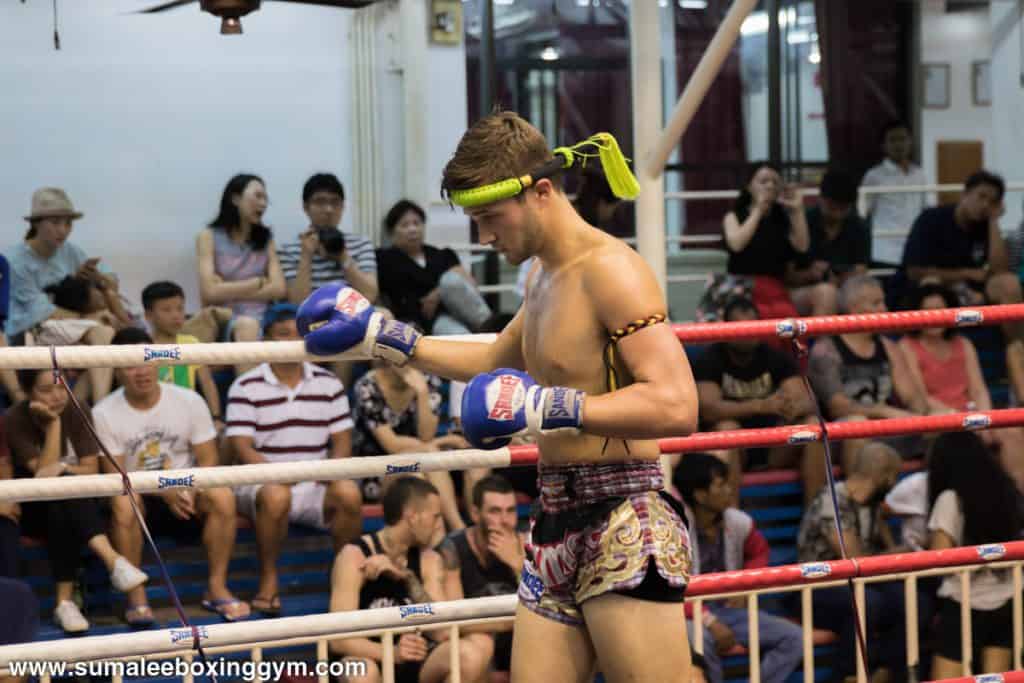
[441,110,562,200]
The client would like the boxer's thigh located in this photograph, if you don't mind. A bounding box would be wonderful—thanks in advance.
[509,603,595,683]
[583,591,691,683]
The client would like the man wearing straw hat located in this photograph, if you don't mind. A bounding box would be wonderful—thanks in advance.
[298,111,698,683]
[5,188,124,403]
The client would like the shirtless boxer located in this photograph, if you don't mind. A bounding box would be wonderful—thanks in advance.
[297,111,699,683]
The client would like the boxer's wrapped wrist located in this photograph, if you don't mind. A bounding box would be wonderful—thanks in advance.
[371,315,422,366]
[526,385,585,436]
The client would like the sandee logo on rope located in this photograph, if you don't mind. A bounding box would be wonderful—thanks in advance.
[169,626,209,644]
[977,544,1007,561]
[158,475,195,489]
[775,319,807,339]
[386,462,421,474]
[963,414,992,430]
[143,347,182,362]
[955,310,984,326]
[799,562,832,579]
[399,604,436,620]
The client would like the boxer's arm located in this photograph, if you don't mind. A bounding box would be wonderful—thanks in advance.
[580,250,699,439]
[410,307,526,382]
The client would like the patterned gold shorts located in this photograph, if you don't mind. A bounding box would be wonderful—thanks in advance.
[517,463,692,626]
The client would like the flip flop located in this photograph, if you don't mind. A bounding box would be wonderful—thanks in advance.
[124,604,155,627]
[201,597,251,623]
[250,594,281,616]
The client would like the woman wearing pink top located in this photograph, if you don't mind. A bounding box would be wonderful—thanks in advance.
[900,285,1024,489]
[899,286,985,413]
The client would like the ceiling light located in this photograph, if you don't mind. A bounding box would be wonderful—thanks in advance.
[740,12,768,35]
[808,48,821,64]
[540,45,560,61]
[679,0,708,8]
[786,29,811,44]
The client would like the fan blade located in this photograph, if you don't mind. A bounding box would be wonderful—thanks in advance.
[134,0,197,13]
[267,0,382,8]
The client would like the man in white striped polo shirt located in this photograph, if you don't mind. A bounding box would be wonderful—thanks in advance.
[278,174,378,306]
[226,303,363,616]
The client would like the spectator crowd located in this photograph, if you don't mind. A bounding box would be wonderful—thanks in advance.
[1,118,1024,683]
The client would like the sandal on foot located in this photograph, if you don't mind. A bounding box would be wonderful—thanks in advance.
[250,594,281,616]
[202,597,251,622]
[124,604,155,627]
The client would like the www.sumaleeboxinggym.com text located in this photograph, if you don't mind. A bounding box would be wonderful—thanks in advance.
[8,656,369,681]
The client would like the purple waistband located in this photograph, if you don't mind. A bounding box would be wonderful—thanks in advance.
[537,461,664,512]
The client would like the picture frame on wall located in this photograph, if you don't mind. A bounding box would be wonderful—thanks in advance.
[430,0,462,45]
[972,60,992,106]
[922,63,950,109]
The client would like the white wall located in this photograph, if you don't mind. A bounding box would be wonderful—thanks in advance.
[0,0,471,310]
[990,0,1024,234]
[919,4,992,189]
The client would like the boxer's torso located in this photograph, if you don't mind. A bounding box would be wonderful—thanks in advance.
[521,231,661,466]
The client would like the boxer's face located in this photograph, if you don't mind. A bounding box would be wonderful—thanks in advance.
[467,196,539,266]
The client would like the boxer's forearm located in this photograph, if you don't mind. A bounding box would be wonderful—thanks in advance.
[411,337,497,383]
[581,383,698,439]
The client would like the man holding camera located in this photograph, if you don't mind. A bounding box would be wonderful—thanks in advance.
[279,173,379,306]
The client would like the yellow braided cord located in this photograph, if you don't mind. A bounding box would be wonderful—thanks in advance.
[609,313,667,343]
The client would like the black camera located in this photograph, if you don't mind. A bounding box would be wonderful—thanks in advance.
[317,227,346,258]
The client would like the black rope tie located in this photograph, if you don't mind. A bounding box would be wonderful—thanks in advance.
[47,346,217,679]
[787,335,872,679]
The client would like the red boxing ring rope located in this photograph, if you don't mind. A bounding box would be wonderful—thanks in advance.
[927,672,1024,683]
[505,407,1024,465]
[686,541,1024,597]
[669,303,1024,342]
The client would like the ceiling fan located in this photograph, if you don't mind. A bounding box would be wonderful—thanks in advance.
[135,0,383,35]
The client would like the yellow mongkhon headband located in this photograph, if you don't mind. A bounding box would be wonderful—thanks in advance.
[446,132,641,209]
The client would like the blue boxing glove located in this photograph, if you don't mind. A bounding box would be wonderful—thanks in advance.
[297,283,421,365]
[460,368,585,449]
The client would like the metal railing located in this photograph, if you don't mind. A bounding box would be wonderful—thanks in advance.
[5,543,1023,683]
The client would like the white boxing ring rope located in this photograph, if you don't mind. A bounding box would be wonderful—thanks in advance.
[6,312,1024,683]
[0,595,516,668]
[0,451,517,503]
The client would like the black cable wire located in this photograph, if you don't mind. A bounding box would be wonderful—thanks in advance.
[48,347,218,681]
[52,0,60,50]
[789,337,872,679]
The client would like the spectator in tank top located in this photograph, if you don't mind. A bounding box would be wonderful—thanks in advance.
[899,285,987,414]
[329,478,494,683]
[437,475,526,675]
[900,284,1024,492]
[196,174,286,375]
[807,275,930,492]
